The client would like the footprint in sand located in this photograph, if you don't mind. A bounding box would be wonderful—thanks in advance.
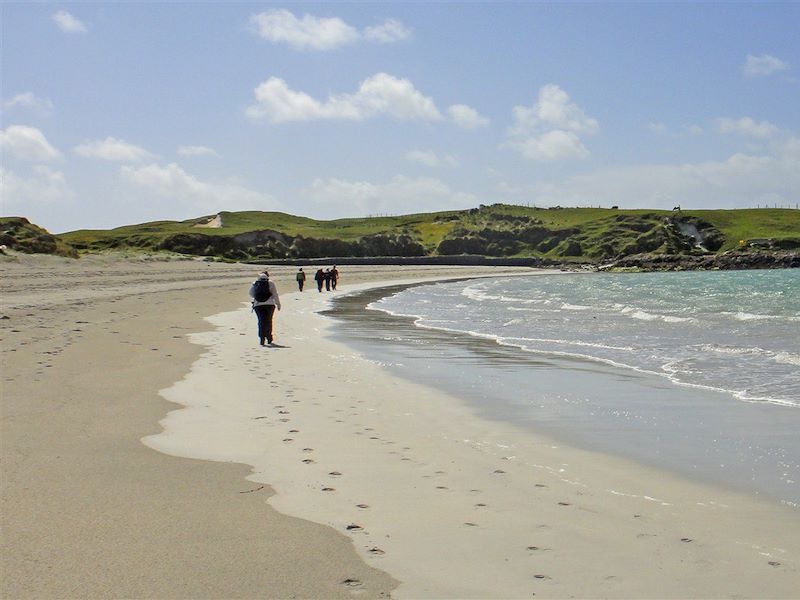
[302,459,315,464]
[329,471,342,477]
[368,547,385,556]
[680,537,693,543]
[289,429,299,433]
[535,483,548,488]
[282,438,293,442]
[464,522,478,527]
[558,502,571,506]
[322,487,335,492]
[356,504,369,509]
[346,524,364,532]
[475,503,487,507]
[533,574,551,580]
[302,448,314,452]
[436,486,448,490]
[341,578,362,588]
[493,469,506,474]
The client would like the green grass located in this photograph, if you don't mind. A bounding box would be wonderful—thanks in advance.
[56,205,800,259]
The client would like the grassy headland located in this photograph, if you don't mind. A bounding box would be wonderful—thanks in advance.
[4,205,799,266]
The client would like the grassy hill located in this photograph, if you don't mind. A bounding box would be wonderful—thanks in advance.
[58,205,800,262]
[0,217,78,257]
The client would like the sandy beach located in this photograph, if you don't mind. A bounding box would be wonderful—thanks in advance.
[2,254,799,598]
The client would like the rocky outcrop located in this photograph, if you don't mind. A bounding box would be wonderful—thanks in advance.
[0,217,77,257]
[600,251,800,271]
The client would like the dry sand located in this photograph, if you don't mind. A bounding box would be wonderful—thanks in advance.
[2,253,799,598]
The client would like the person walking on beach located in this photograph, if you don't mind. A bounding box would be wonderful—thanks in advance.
[296,268,306,292]
[314,268,325,292]
[324,268,332,291]
[331,265,339,290]
[249,272,281,346]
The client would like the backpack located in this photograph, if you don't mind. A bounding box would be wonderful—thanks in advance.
[253,279,272,302]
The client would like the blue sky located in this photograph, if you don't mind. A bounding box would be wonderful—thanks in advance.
[2,2,798,232]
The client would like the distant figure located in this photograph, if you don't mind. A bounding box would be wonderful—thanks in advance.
[249,272,281,346]
[324,268,332,292]
[296,268,306,292]
[314,268,325,292]
[331,265,339,290]
[673,205,681,211]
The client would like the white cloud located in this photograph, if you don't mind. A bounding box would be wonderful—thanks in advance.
[448,104,489,129]
[647,122,666,134]
[3,92,54,116]
[308,175,475,217]
[249,9,410,50]
[405,150,459,168]
[0,125,61,161]
[507,84,598,161]
[177,145,220,157]
[514,129,588,161]
[716,117,779,138]
[363,19,412,43]
[521,138,800,209]
[74,137,154,162]
[1,166,74,212]
[52,10,87,34]
[246,73,441,123]
[121,163,279,212]
[743,53,788,77]
[512,84,599,135]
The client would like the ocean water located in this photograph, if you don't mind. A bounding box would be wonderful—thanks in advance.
[374,270,800,408]
[327,270,800,506]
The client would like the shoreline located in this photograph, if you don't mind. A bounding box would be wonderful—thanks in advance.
[326,281,799,508]
[145,269,800,597]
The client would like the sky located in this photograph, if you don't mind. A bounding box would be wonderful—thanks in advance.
[1,2,798,233]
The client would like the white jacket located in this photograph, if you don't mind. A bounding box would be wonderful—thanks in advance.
[249,279,281,309]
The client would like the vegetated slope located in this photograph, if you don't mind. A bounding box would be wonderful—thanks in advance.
[57,205,800,262]
[0,217,77,257]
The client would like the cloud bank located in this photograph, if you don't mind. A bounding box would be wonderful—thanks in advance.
[308,175,475,217]
[121,163,279,213]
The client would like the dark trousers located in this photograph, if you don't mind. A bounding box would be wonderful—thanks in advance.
[298,280,304,291]
[254,304,276,344]
[316,279,323,292]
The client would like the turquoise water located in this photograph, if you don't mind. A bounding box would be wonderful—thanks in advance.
[328,270,800,506]
[373,270,800,407]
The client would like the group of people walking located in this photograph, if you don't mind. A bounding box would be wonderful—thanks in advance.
[296,266,338,292]
[250,265,341,346]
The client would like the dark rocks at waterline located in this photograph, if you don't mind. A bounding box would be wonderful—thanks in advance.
[600,251,800,272]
